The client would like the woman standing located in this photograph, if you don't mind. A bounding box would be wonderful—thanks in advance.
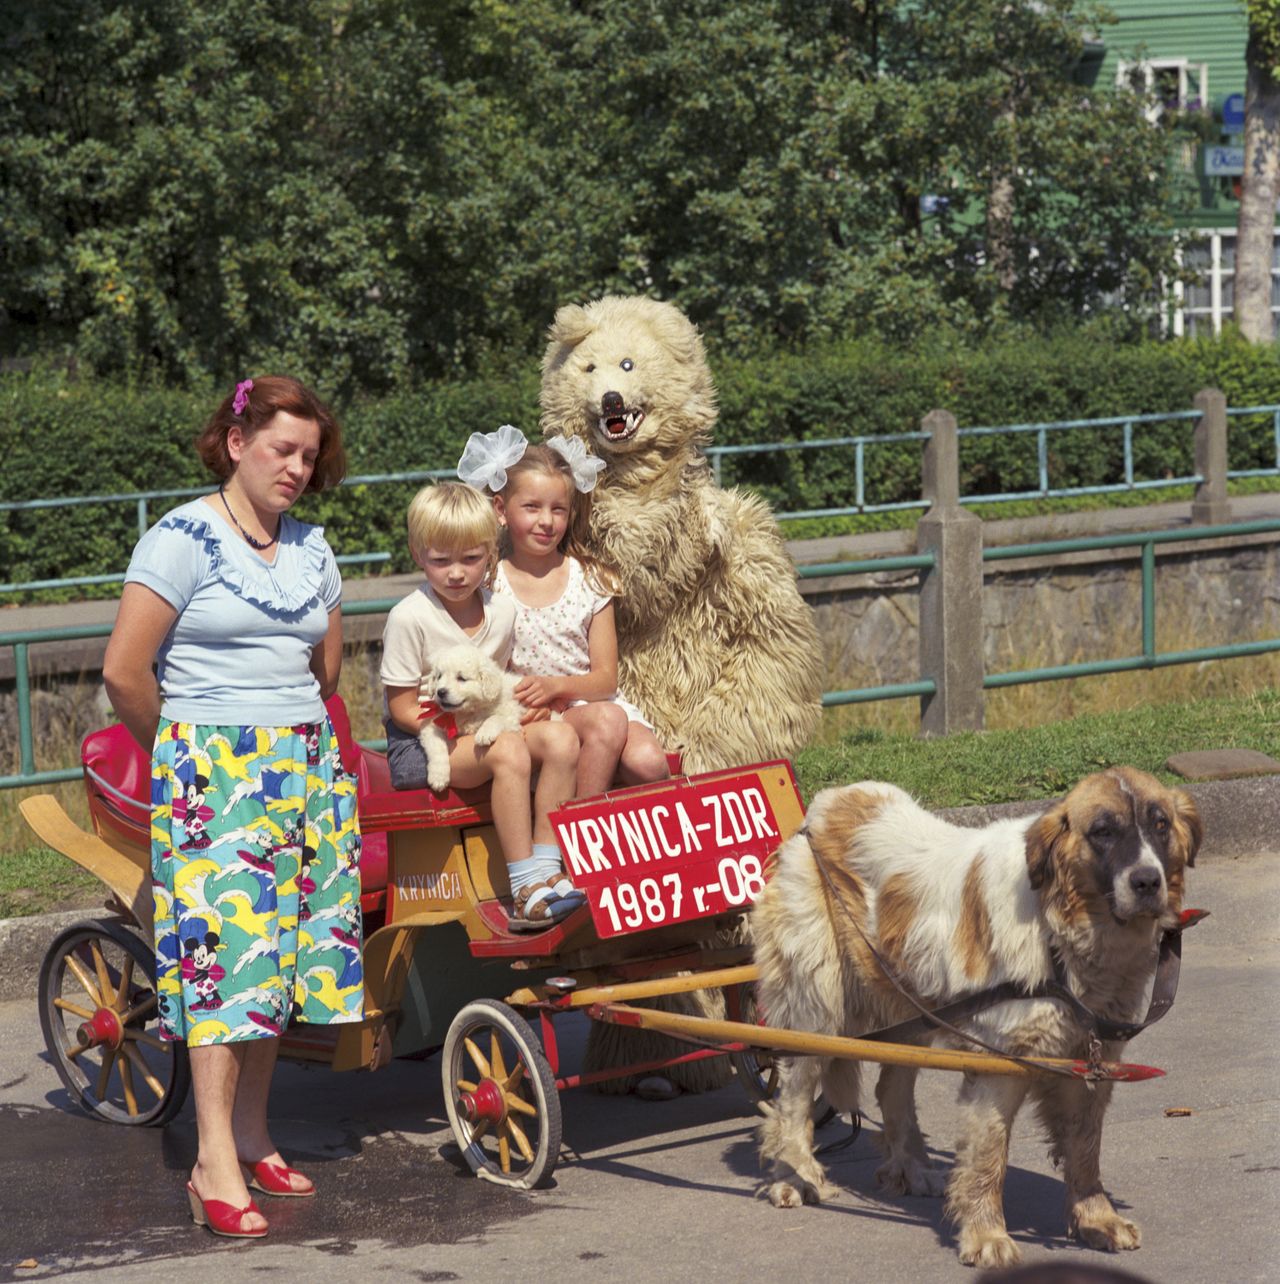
[103,376,363,1238]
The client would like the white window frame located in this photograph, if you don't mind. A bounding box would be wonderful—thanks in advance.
[1117,58,1209,122]
[1172,228,1280,337]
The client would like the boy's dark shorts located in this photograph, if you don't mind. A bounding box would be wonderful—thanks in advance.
[385,721,430,791]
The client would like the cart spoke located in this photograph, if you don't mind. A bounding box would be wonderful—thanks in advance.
[120,993,157,1024]
[121,1042,165,1100]
[115,955,136,1012]
[463,1036,492,1079]
[469,1118,490,1143]
[503,1061,525,1094]
[456,1079,478,1093]
[505,1115,535,1163]
[64,953,102,1006]
[124,1029,169,1053]
[53,997,95,1021]
[498,1132,510,1173]
[95,1049,116,1101]
[505,1093,537,1118]
[118,1052,140,1116]
[89,941,115,1006]
[490,1033,508,1085]
[65,1041,88,1061]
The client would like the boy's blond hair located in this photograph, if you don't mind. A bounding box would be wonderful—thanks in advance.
[406,482,499,566]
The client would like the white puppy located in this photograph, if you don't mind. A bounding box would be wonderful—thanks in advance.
[417,644,523,792]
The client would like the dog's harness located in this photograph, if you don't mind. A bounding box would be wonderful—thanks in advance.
[857,908,1208,1049]
[803,825,1207,1080]
[418,700,459,741]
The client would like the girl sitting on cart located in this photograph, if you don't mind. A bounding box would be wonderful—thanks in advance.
[457,425,670,797]
[381,481,585,931]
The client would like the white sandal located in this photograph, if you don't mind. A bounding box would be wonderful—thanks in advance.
[508,881,575,932]
[549,875,587,907]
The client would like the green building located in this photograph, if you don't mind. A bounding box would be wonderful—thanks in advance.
[1076,0,1271,335]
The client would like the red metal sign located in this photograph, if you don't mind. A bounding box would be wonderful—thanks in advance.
[549,762,802,939]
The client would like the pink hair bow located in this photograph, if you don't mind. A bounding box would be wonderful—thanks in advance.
[232,379,254,416]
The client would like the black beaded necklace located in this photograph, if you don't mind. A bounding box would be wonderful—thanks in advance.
[219,485,279,551]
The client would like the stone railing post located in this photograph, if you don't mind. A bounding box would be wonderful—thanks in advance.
[1191,388,1230,526]
[917,409,984,737]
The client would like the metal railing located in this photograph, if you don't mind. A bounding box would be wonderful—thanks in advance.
[4,402,1276,598]
[3,519,1277,792]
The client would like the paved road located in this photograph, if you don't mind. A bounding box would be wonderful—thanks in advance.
[1,851,1277,1284]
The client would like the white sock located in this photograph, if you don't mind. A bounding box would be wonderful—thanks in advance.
[530,843,563,884]
[506,854,541,892]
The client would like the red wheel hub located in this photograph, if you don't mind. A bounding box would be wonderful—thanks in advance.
[77,1006,124,1051]
[459,1077,506,1125]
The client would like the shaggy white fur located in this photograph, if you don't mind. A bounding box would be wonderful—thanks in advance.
[539,295,823,775]
[752,768,1202,1269]
[417,644,522,793]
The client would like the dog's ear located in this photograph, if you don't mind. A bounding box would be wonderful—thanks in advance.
[547,303,592,349]
[1171,789,1203,868]
[477,661,501,705]
[1024,802,1068,890]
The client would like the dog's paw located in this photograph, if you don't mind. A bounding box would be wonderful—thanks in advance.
[1073,1210,1142,1253]
[875,1156,946,1198]
[766,1181,812,1209]
[427,765,451,793]
[958,1227,1021,1269]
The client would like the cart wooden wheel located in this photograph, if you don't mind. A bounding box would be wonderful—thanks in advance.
[727,984,836,1126]
[443,999,561,1190]
[38,919,190,1126]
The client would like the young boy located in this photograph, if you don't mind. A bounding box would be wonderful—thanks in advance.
[380,482,583,930]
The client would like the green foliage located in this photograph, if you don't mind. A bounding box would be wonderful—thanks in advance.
[1248,0,1280,79]
[1,0,1182,385]
[2,328,1276,597]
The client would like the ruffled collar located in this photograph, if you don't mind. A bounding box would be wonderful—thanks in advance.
[159,499,330,616]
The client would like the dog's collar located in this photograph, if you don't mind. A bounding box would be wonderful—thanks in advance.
[419,701,459,740]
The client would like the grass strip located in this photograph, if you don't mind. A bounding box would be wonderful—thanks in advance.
[795,688,1280,807]
[0,847,103,919]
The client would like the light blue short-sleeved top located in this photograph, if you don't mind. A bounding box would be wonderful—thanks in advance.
[124,499,342,725]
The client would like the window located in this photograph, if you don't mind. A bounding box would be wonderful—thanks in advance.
[1117,59,1209,122]
[1172,230,1280,337]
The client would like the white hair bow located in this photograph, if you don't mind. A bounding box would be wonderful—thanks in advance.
[545,434,607,493]
[457,424,528,492]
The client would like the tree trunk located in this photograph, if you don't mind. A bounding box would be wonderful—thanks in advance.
[1235,26,1280,342]
[987,171,1017,294]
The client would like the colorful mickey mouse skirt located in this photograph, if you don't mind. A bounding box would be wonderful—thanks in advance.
[149,718,364,1046]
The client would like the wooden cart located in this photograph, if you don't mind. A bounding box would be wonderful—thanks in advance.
[19,696,1164,1189]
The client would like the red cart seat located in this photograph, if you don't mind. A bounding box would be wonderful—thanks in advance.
[80,698,393,912]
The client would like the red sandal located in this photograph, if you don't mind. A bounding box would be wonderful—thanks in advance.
[186,1182,268,1238]
[240,1157,316,1198]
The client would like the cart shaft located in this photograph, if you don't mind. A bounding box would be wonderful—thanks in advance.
[587,1002,1165,1082]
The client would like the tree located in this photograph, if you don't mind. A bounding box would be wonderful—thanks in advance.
[1235,0,1280,342]
[0,0,1185,387]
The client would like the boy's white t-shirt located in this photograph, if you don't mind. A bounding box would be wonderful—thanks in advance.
[380,584,516,693]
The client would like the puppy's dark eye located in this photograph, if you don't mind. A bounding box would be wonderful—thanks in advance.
[1089,816,1116,839]
[1151,811,1170,835]
[620,358,634,371]
[584,363,595,373]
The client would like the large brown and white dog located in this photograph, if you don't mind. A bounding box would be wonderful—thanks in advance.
[753,767,1202,1268]
[539,295,823,775]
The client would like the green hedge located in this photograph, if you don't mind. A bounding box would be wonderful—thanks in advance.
[2,330,1278,599]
